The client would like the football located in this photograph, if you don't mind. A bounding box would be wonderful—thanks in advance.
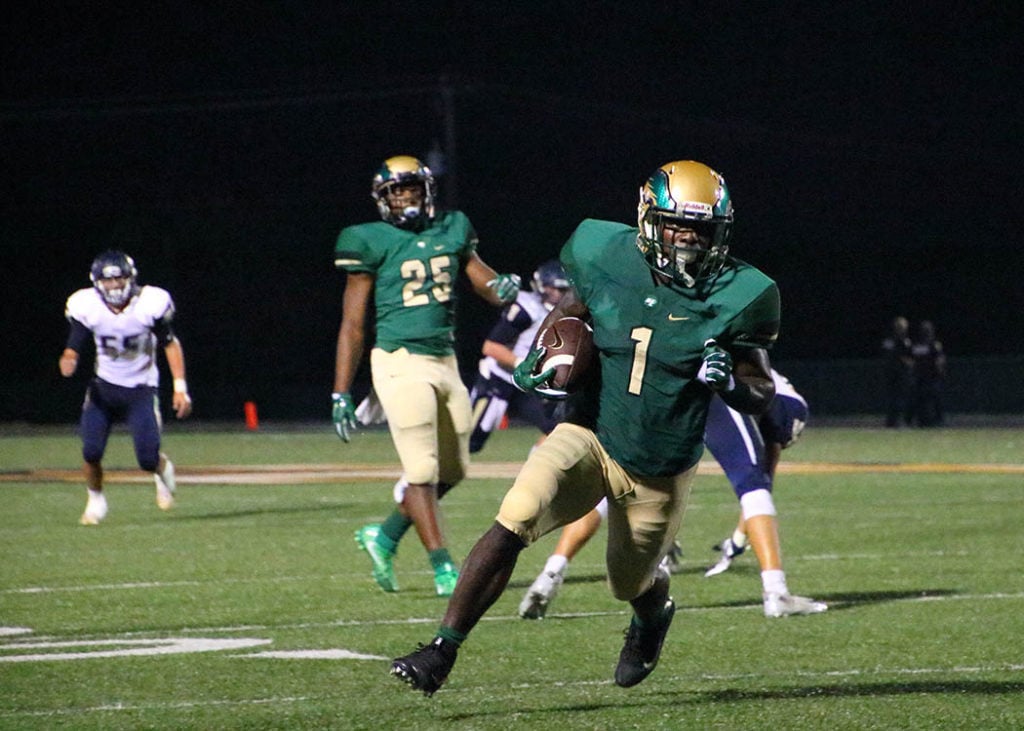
[536,316,595,393]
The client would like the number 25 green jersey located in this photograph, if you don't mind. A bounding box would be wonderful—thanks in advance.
[334,211,478,355]
[562,218,780,477]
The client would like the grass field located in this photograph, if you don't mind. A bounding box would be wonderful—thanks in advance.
[2,423,1023,730]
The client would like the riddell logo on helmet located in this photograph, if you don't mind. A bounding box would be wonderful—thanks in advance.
[681,202,713,217]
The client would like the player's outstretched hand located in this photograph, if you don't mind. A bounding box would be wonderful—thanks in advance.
[488,273,521,304]
[697,339,734,391]
[332,392,358,442]
[512,347,554,393]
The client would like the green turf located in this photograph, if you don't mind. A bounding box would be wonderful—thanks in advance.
[2,424,1023,729]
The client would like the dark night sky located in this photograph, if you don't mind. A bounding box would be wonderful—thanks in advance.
[3,3,1022,419]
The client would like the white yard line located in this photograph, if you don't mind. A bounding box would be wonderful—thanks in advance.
[3,660,1024,721]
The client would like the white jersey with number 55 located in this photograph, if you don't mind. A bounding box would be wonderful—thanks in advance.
[65,285,175,388]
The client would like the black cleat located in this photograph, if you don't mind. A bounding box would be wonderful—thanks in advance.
[390,637,458,697]
[614,599,675,688]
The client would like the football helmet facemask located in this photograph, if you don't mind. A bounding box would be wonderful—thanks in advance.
[532,259,570,308]
[89,250,139,307]
[371,155,437,227]
[637,160,733,289]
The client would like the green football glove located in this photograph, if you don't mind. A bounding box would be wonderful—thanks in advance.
[512,346,556,394]
[698,339,734,391]
[488,273,521,304]
[332,392,358,442]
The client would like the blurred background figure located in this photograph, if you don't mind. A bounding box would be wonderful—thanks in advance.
[911,320,946,427]
[468,259,570,454]
[881,315,914,428]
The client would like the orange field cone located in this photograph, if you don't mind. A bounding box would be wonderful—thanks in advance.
[244,401,259,431]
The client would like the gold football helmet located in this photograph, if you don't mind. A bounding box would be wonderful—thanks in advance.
[637,160,733,288]
[371,155,437,226]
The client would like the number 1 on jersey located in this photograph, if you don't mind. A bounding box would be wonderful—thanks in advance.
[628,326,652,395]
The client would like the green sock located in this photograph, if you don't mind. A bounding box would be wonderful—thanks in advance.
[379,510,412,551]
[381,482,454,549]
[437,625,467,646]
[428,548,454,571]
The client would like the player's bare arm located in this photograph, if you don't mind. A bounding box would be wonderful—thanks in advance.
[334,271,374,394]
[464,252,504,306]
[465,252,520,306]
[481,339,519,372]
[162,337,192,419]
[59,348,79,377]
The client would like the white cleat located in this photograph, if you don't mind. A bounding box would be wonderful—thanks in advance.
[705,537,744,578]
[659,541,684,574]
[518,570,564,619]
[704,555,733,577]
[80,493,108,525]
[155,458,176,511]
[763,592,828,618]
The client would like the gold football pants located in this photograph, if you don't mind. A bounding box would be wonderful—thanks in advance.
[371,347,471,487]
[497,422,695,601]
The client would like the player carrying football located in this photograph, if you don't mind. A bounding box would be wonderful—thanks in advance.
[391,159,782,694]
[332,155,520,597]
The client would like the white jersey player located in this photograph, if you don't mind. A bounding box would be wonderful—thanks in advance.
[468,260,570,453]
[59,250,192,525]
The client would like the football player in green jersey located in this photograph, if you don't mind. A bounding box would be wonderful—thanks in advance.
[392,160,781,695]
[333,155,521,597]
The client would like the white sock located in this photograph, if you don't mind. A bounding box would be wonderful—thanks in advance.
[761,569,788,596]
[392,476,409,504]
[732,529,748,549]
[156,458,176,492]
[87,488,104,501]
[544,554,569,577]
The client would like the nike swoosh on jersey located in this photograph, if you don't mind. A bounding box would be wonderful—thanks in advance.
[667,314,690,321]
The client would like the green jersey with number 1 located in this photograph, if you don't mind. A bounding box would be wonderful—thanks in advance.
[562,218,780,477]
[334,211,478,355]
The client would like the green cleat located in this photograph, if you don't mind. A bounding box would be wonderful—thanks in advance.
[354,524,398,592]
[433,561,458,597]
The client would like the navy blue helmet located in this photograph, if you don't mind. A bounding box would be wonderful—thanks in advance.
[90,250,139,307]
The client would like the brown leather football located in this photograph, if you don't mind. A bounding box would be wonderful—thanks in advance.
[536,316,595,392]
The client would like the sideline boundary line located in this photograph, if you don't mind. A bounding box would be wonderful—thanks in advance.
[3,460,1024,484]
